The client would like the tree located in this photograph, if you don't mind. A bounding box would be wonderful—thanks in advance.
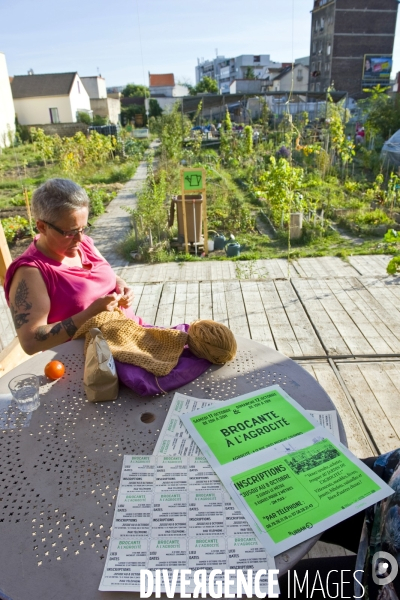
[189,76,218,96]
[245,67,256,80]
[121,104,147,126]
[122,83,150,98]
[358,86,400,145]
[76,111,92,125]
[149,99,163,118]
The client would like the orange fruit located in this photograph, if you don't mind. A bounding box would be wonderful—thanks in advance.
[44,360,65,380]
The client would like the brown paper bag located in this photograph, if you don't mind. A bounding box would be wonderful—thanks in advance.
[84,327,119,401]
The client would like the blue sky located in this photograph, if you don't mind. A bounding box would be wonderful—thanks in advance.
[1,0,399,88]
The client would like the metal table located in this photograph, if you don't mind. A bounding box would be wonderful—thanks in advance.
[0,337,346,600]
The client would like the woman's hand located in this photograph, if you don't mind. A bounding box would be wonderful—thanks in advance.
[89,293,122,314]
[115,278,134,308]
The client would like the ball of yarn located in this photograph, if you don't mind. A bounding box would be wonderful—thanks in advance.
[187,320,237,364]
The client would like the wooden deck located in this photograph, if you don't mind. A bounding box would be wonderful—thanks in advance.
[116,257,400,460]
[1,254,399,558]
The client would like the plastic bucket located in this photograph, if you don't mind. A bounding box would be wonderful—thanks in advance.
[207,239,214,252]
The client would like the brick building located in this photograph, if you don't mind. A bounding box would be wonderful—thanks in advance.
[308,0,399,99]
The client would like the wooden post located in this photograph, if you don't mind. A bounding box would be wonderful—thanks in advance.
[24,188,35,239]
[180,171,189,254]
[0,221,12,286]
[202,168,209,256]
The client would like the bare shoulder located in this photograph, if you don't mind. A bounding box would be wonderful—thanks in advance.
[9,265,50,330]
[9,265,47,295]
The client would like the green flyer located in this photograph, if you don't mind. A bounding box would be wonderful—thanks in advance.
[181,386,316,466]
[180,386,393,556]
[224,435,392,555]
[231,438,380,543]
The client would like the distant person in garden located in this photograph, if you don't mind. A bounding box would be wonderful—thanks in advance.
[5,178,140,355]
[355,124,365,145]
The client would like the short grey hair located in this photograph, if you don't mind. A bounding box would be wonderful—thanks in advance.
[31,178,89,223]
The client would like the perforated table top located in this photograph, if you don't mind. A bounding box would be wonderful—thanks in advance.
[0,337,345,600]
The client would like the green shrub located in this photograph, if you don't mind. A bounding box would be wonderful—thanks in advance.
[1,216,30,243]
[76,111,92,125]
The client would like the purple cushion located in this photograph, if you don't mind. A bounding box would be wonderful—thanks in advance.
[114,323,212,396]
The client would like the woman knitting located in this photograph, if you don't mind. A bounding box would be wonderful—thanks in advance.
[5,178,141,355]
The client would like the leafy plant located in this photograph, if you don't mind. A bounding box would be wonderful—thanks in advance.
[387,256,400,276]
[1,216,30,243]
[256,157,305,226]
[76,111,92,125]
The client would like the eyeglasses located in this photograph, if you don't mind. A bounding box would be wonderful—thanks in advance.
[43,221,91,238]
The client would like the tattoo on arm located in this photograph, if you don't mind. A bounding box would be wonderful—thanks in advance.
[11,279,32,330]
[33,319,76,342]
[61,318,77,338]
[34,322,62,342]
[10,303,30,329]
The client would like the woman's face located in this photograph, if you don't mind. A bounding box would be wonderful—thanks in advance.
[365,59,371,71]
[38,207,89,259]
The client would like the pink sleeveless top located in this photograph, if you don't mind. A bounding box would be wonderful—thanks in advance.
[4,235,141,325]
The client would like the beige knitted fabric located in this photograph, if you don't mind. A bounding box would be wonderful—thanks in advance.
[73,309,188,376]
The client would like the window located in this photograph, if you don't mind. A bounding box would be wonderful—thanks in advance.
[253,55,260,63]
[315,19,319,32]
[316,83,321,91]
[327,43,331,55]
[312,41,316,54]
[320,17,325,30]
[49,108,60,123]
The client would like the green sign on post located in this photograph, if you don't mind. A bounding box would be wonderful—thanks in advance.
[183,170,204,191]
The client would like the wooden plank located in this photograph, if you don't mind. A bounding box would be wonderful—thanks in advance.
[338,363,400,454]
[307,279,374,355]
[293,256,359,278]
[301,363,374,457]
[131,283,144,317]
[349,255,391,277]
[275,280,325,356]
[292,279,351,355]
[185,282,199,323]
[211,281,229,325]
[134,283,163,325]
[257,281,301,356]
[171,282,187,324]
[154,282,176,327]
[240,281,275,346]
[341,279,400,353]
[199,282,213,320]
[0,337,31,377]
[325,278,394,354]
[224,281,249,337]
[358,363,400,440]
[303,541,354,560]
[0,222,12,286]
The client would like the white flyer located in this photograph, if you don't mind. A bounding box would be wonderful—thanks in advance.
[99,455,276,593]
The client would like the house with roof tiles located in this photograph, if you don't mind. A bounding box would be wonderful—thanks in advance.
[11,72,91,125]
[149,73,189,98]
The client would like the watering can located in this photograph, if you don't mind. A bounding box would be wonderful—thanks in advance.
[213,234,226,250]
[225,242,241,257]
